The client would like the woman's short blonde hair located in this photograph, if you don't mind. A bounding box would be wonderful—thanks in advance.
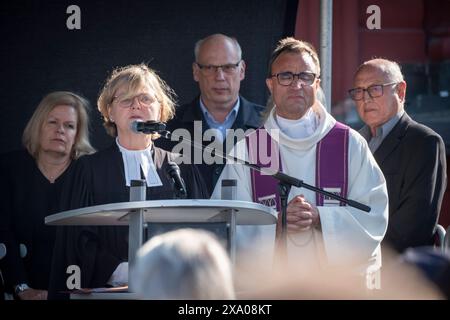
[97,64,176,137]
[22,91,95,160]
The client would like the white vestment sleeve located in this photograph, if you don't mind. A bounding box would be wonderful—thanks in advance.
[212,141,276,267]
[212,129,388,275]
[318,132,388,272]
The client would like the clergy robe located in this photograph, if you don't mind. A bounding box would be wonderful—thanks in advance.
[212,102,389,276]
[48,144,207,298]
[0,150,75,292]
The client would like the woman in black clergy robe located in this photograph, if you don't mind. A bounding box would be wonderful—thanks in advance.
[49,64,208,298]
[0,91,95,300]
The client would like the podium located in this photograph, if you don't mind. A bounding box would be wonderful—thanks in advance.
[45,199,277,299]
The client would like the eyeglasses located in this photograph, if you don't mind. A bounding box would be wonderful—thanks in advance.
[196,60,242,75]
[270,71,317,86]
[348,82,398,101]
[112,93,158,108]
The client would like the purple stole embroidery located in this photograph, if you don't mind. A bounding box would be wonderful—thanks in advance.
[246,122,349,211]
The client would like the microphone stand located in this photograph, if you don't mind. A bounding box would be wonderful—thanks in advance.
[155,129,371,261]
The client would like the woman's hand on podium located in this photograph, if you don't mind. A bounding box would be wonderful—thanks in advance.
[17,288,48,300]
[107,262,129,287]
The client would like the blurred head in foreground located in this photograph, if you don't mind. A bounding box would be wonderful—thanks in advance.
[131,228,235,300]
[234,244,444,300]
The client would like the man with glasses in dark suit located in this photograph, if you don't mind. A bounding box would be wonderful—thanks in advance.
[350,58,447,253]
[157,34,264,196]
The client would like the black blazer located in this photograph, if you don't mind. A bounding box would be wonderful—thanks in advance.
[48,144,208,298]
[156,95,265,195]
[371,112,447,253]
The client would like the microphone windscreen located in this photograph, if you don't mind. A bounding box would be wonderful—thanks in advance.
[166,161,187,199]
[130,120,143,133]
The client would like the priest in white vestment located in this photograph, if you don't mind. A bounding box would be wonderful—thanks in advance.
[211,38,388,281]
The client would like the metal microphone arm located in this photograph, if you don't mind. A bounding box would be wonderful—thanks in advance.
[162,130,371,212]
[159,129,371,264]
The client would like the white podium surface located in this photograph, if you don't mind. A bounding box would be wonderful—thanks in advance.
[45,199,276,299]
[45,199,277,226]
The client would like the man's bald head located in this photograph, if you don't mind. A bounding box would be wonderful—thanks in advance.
[355,58,404,83]
[352,58,407,135]
[194,34,242,62]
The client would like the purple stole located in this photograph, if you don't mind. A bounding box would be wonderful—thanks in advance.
[246,122,349,211]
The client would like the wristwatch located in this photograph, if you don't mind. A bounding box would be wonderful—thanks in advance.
[14,283,30,295]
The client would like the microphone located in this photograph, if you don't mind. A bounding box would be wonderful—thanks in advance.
[0,243,26,260]
[166,162,187,199]
[0,243,6,260]
[20,243,27,258]
[130,120,166,134]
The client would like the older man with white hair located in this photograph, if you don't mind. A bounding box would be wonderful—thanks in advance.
[350,58,447,253]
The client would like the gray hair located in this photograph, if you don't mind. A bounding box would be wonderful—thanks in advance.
[194,33,242,62]
[131,229,235,300]
[355,58,404,83]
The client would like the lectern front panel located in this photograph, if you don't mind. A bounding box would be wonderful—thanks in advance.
[145,222,229,251]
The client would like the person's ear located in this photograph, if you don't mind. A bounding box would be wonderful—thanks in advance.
[266,77,274,95]
[396,81,407,103]
[314,78,321,90]
[193,62,200,82]
[107,105,114,122]
[106,105,112,122]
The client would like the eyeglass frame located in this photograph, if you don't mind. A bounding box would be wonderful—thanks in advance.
[269,71,318,86]
[348,82,398,101]
[111,93,159,108]
[195,60,242,75]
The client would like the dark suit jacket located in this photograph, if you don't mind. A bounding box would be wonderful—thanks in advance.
[369,112,447,253]
[156,95,265,195]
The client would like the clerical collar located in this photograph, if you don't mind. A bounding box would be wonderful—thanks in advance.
[115,138,162,187]
[275,108,319,139]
